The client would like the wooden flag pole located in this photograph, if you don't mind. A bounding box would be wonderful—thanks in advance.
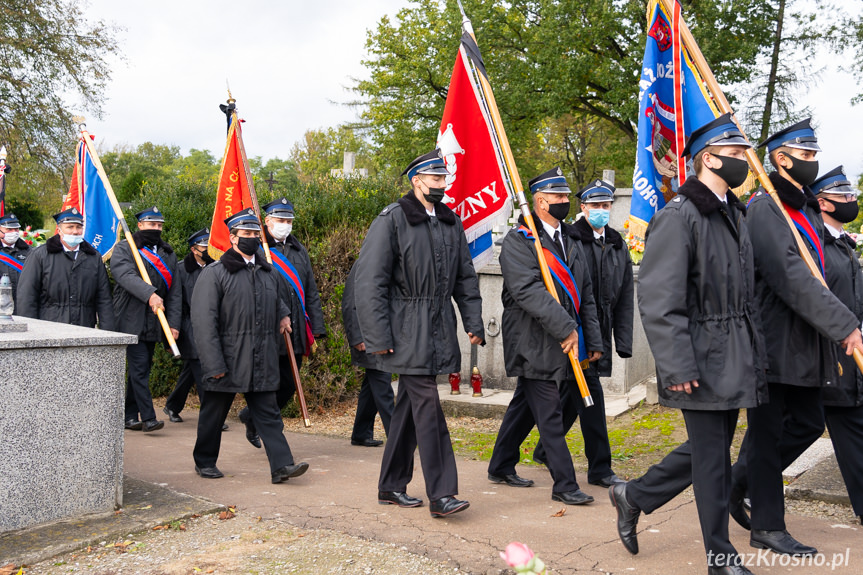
[456,1,594,406]
[77,123,180,357]
[660,0,863,372]
[227,96,311,426]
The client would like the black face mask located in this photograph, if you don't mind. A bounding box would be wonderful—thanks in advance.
[138,229,162,246]
[418,177,446,204]
[782,154,819,187]
[708,154,750,189]
[546,200,571,222]
[197,248,215,264]
[236,236,260,257]
[823,198,860,224]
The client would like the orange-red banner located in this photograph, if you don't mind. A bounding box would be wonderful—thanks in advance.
[209,118,253,259]
[61,141,84,214]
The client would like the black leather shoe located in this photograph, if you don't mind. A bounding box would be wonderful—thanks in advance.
[589,474,625,488]
[729,489,751,531]
[750,529,817,556]
[195,465,224,479]
[142,419,164,432]
[488,473,534,488]
[708,565,754,575]
[271,462,310,484]
[124,419,142,431]
[162,406,183,423]
[552,489,594,505]
[378,491,423,508]
[430,496,470,517]
[609,483,640,555]
[532,454,547,466]
[222,423,230,431]
[239,411,262,448]
[351,438,384,447]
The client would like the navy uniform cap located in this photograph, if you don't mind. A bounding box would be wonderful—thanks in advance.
[187,228,210,247]
[262,197,295,219]
[529,167,571,195]
[0,213,21,228]
[224,208,261,231]
[403,149,448,180]
[53,207,84,225]
[580,179,616,203]
[135,206,165,223]
[681,113,752,158]
[758,117,821,153]
[811,166,857,196]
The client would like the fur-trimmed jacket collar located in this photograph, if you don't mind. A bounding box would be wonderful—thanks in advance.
[132,231,174,254]
[677,177,747,216]
[571,216,624,249]
[769,171,820,212]
[45,233,98,255]
[219,246,273,274]
[398,192,457,226]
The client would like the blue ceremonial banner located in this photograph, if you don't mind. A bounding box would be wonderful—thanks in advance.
[81,143,120,259]
[627,0,718,256]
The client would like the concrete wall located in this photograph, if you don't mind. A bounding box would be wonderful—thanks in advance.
[0,317,136,533]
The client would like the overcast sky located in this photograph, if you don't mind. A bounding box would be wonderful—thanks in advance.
[81,0,863,182]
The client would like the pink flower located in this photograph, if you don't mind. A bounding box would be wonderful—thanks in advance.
[500,542,533,567]
[500,542,545,573]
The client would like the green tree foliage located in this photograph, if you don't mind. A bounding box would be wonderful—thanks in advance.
[355,0,774,188]
[100,143,183,202]
[288,126,378,183]
[0,0,119,206]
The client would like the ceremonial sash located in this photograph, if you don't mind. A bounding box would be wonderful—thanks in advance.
[270,248,315,356]
[517,226,587,361]
[0,252,23,273]
[784,205,825,278]
[139,247,173,290]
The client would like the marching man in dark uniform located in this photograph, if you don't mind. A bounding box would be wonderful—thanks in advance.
[354,149,485,518]
[810,167,863,526]
[487,167,602,506]
[0,213,31,306]
[191,208,308,483]
[610,114,767,575]
[237,197,326,449]
[112,206,182,433]
[17,207,115,330]
[163,229,220,425]
[731,119,863,556]
[532,179,632,488]
[343,262,393,447]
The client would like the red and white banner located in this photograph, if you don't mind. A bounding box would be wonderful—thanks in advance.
[437,33,512,269]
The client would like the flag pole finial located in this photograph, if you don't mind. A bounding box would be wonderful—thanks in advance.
[226,79,236,105]
[456,0,474,35]
[72,115,86,130]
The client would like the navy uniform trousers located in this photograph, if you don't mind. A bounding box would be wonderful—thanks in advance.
[627,409,739,566]
[378,374,458,501]
[165,358,203,416]
[533,374,613,482]
[194,389,294,473]
[825,404,863,519]
[488,376,580,493]
[731,383,824,530]
[125,341,158,422]
[351,368,394,441]
[238,354,301,424]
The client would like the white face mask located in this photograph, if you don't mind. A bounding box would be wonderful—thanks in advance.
[2,231,19,245]
[271,222,292,241]
[62,234,85,248]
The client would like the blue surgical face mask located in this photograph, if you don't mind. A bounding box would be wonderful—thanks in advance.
[587,208,610,229]
[62,234,85,247]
